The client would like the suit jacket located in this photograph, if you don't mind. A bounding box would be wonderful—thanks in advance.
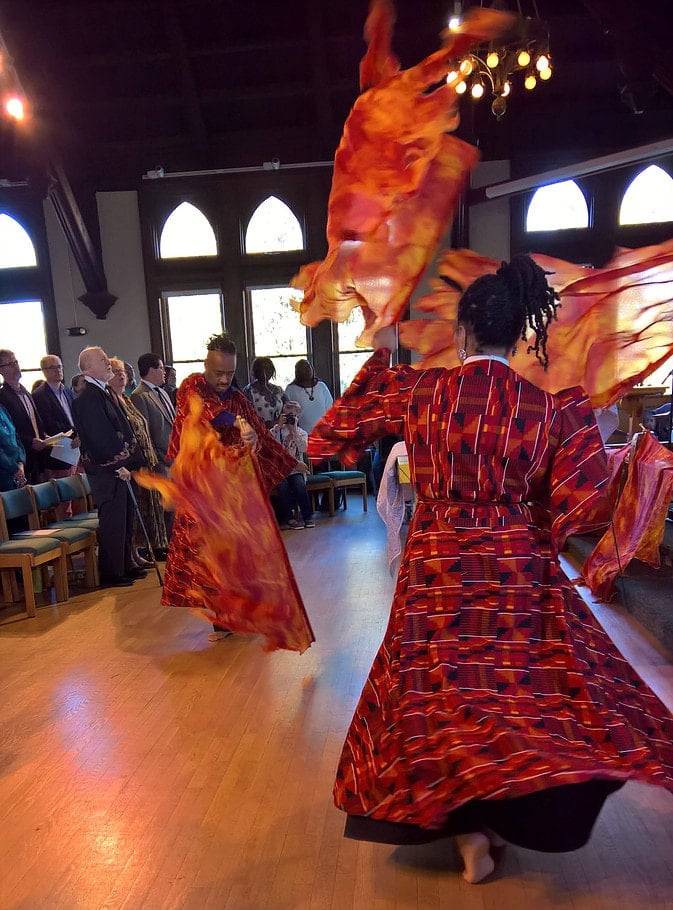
[0,383,46,482]
[131,379,174,467]
[72,380,144,475]
[32,381,77,470]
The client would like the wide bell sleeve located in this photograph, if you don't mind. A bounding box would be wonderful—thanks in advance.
[308,349,416,466]
[549,386,610,557]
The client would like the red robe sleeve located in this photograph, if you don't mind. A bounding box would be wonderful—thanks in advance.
[307,349,416,465]
[548,386,610,557]
[169,375,297,491]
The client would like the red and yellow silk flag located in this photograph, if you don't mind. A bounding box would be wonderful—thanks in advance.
[291,1,514,346]
[583,432,673,601]
[135,396,314,654]
[400,241,673,407]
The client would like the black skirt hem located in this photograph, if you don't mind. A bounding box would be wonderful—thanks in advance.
[343,779,624,853]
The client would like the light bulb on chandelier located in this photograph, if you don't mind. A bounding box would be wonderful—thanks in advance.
[446,2,552,118]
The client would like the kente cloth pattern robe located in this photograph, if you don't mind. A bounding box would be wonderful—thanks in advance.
[162,374,297,609]
[308,351,673,832]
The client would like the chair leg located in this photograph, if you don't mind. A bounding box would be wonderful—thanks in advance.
[83,546,99,588]
[342,488,348,510]
[21,564,37,618]
[53,555,69,604]
[362,483,368,512]
[1,570,14,603]
[328,486,335,517]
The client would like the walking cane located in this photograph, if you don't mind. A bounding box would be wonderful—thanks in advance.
[122,477,164,586]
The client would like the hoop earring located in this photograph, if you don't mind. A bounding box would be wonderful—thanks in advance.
[511,344,518,356]
[458,348,467,363]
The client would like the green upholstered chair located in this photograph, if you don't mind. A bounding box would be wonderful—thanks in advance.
[0,488,69,617]
[53,475,99,524]
[324,466,368,512]
[29,483,99,588]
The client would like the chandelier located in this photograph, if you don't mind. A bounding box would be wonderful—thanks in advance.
[446,2,552,119]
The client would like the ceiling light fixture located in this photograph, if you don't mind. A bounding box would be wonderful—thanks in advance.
[446,1,552,120]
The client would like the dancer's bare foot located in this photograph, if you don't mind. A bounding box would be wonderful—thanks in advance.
[485,828,507,863]
[455,832,495,884]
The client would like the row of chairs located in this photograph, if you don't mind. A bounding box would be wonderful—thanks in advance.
[305,461,369,516]
[0,475,98,618]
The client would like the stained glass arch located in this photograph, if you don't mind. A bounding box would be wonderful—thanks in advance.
[526,180,589,232]
[159,202,218,258]
[0,212,38,268]
[244,196,304,253]
[619,165,673,225]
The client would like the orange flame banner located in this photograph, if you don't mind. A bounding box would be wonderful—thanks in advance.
[136,395,314,654]
[400,242,673,407]
[290,2,514,346]
[583,432,673,601]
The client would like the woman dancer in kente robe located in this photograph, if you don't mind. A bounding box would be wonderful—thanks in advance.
[308,255,673,884]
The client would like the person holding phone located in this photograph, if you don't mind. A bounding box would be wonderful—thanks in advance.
[271,400,313,529]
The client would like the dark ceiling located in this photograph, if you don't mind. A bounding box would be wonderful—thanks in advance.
[1,0,673,194]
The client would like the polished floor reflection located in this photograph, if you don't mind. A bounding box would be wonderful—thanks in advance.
[1,504,672,909]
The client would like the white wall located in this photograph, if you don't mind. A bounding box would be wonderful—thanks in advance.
[408,160,511,331]
[469,159,511,261]
[44,190,151,381]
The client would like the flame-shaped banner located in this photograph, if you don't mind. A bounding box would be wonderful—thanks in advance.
[400,242,673,407]
[290,2,514,346]
[136,395,314,654]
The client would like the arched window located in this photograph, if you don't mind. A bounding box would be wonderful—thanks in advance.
[244,196,304,253]
[159,202,217,258]
[0,212,38,268]
[619,165,673,225]
[249,286,307,387]
[526,180,589,232]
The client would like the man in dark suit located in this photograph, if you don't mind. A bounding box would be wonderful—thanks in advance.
[131,353,175,544]
[0,349,49,483]
[33,355,81,517]
[72,346,146,587]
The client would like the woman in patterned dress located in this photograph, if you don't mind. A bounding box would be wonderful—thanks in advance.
[308,256,673,883]
[108,359,169,563]
[242,356,286,428]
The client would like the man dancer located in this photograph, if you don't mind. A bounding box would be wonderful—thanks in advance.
[163,332,303,639]
[72,346,146,587]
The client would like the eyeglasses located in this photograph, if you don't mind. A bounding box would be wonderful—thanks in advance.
[43,365,62,370]
[0,359,19,368]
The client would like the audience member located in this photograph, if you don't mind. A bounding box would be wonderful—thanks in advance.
[285,359,333,432]
[0,403,26,492]
[72,346,146,588]
[243,356,286,427]
[163,365,178,407]
[271,400,314,529]
[0,349,48,483]
[123,361,138,397]
[71,373,87,396]
[33,355,81,517]
[0,403,28,533]
[108,358,169,566]
[131,352,175,544]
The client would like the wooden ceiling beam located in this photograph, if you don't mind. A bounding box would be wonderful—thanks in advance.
[159,0,209,153]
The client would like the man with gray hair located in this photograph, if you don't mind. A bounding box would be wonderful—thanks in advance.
[72,346,146,587]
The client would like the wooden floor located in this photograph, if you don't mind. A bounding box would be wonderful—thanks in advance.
[1,503,673,910]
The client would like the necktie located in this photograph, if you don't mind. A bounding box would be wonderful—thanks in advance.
[57,385,74,424]
[17,387,40,437]
[154,385,175,419]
